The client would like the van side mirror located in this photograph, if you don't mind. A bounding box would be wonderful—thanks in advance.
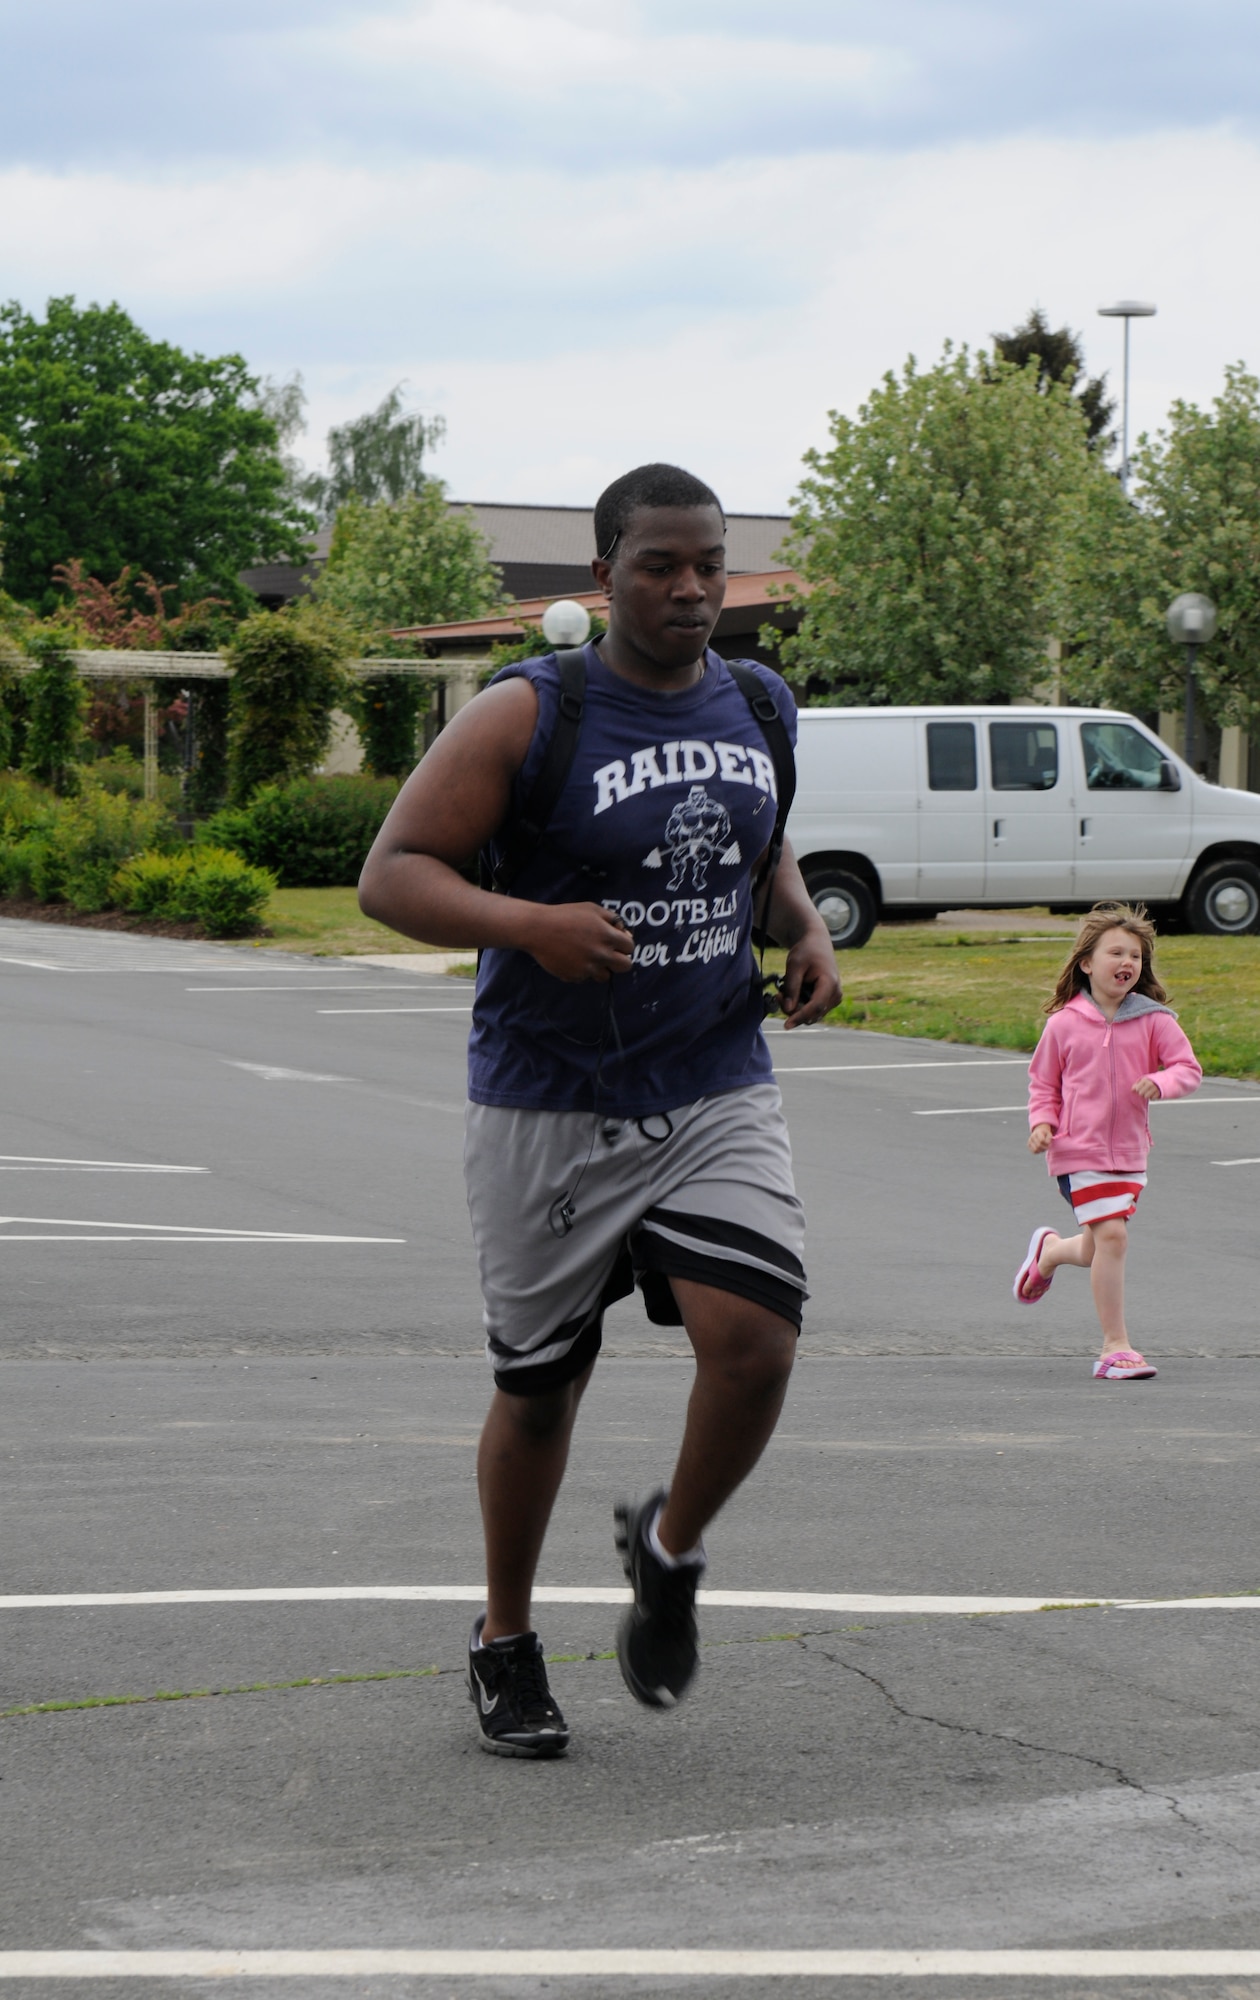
[1159,759,1182,792]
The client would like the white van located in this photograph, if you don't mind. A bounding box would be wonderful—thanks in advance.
[788,705,1260,947]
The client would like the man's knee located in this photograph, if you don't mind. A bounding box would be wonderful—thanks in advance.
[490,1371,586,1440]
[687,1295,798,1398]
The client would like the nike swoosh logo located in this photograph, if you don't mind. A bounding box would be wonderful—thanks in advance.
[477,1680,500,1717]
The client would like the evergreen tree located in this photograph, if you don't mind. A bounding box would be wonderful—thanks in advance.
[993,307,1114,448]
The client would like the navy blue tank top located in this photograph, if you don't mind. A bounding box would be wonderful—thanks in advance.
[467,643,797,1116]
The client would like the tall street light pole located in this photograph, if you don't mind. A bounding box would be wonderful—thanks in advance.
[1097,300,1157,493]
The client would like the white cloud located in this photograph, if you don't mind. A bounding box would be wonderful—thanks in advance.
[2,126,1257,510]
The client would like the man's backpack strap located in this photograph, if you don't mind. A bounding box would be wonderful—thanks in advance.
[483,647,587,894]
[724,659,797,939]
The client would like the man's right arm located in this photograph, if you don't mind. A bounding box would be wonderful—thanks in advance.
[357,677,633,985]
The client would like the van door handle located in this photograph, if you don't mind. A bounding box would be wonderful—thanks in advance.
[992,819,1005,841]
[1080,818,1091,839]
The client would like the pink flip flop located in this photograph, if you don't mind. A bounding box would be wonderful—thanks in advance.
[1014,1227,1058,1304]
[1093,1349,1157,1380]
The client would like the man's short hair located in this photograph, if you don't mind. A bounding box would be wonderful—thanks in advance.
[594,463,725,562]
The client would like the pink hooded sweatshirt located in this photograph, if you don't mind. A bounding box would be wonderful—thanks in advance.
[1027,989,1202,1175]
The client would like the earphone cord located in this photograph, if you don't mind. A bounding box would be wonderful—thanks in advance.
[548,982,625,1238]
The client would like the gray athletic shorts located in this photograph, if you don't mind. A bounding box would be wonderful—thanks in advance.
[464,1083,807,1395]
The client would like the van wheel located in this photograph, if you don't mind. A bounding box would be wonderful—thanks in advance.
[1184,859,1260,935]
[803,867,876,949]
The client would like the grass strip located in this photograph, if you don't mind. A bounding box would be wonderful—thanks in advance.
[259,886,454,957]
[767,925,1260,1079]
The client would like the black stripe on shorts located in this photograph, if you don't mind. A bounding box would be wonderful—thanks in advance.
[640,1205,807,1283]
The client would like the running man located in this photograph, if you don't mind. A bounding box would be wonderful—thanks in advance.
[359,462,840,1756]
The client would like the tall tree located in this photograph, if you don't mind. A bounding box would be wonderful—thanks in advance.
[308,385,445,521]
[1061,362,1260,732]
[0,297,314,613]
[250,371,327,516]
[314,479,502,633]
[992,307,1114,448]
[778,344,1104,705]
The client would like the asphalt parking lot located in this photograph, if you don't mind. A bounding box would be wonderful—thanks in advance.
[3,914,1260,1998]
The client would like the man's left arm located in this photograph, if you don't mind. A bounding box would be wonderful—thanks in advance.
[763,840,842,1029]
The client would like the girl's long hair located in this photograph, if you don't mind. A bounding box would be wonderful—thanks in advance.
[1045,902,1168,1015]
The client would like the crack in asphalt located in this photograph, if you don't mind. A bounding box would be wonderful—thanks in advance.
[810,1637,1242,1851]
[6,1616,1252,1864]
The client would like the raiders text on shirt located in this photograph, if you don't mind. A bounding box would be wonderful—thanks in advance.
[592,739,778,815]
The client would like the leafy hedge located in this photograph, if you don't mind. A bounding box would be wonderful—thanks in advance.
[0,776,177,910]
[0,774,272,935]
[203,773,398,886]
[111,847,274,936]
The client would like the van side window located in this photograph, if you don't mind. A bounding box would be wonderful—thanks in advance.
[1081,721,1165,791]
[926,721,977,791]
[990,722,1058,791]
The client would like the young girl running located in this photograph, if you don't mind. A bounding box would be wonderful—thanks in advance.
[1013,903,1202,1379]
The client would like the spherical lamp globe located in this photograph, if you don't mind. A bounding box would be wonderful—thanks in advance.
[1166,592,1217,646]
[541,600,592,647]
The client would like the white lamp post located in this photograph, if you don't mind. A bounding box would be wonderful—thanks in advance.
[1097,300,1157,493]
[541,599,592,647]
[1166,591,1217,765]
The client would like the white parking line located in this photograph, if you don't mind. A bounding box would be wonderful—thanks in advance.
[915,1105,1027,1117]
[224,1061,354,1082]
[0,1156,205,1173]
[1151,1096,1260,1107]
[920,1097,1260,1118]
[1,1585,1253,1613]
[1214,1157,1260,1166]
[0,1218,403,1245]
[0,1948,1258,1979]
[773,1058,1031,1074]
[317,1006,474,1015]
[187,983,458,994]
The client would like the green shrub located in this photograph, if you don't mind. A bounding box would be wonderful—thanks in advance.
[0,778,176,909]
[184,679,230,815]
[354,672,429,779]
[111,845,274,937]
[202,773,397,886]
[226,604,352,803]
[0,771,55,837]
[85,746,183,810]
[20,636,88,794]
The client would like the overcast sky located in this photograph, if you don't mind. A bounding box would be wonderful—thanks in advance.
[2,1,1257,513]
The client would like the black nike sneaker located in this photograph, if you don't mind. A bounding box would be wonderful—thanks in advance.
[466,1615,569,1758]
[614,1487,705,1709]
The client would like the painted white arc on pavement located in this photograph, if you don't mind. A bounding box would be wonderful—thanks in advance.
[3,1948,1260,1978]
[2,1584,1254,1612]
